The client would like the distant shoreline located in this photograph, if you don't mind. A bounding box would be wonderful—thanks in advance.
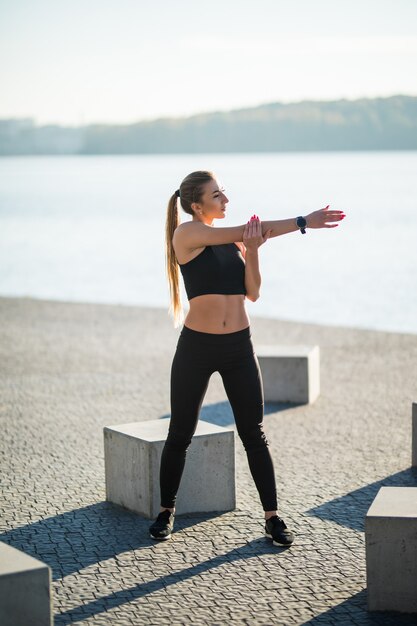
[1,95,416,155]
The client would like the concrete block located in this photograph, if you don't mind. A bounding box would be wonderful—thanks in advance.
[412,402,417,467]
[104,418,235,519]
[256,345,320,404]
[365,486,417,613]
[0,542,52,626]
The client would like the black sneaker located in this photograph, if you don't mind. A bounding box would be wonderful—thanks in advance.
[265,515,294,546]
[149,509,175,541]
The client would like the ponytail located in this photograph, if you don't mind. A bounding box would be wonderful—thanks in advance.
[165,193,183,327]
[165,171,215,327]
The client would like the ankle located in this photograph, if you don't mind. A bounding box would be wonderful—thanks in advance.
[265,511,278,521]
[160,506,175,514]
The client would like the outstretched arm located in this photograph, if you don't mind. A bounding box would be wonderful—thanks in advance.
[174,206,345,249]
[261,205,345,238]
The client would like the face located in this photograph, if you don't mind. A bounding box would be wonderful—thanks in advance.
[193,178,229,222]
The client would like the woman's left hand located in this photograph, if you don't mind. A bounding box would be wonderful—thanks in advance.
[243,215,272,252]
[305,205,346,229]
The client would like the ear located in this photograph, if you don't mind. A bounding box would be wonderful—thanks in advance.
[191,202,202,215]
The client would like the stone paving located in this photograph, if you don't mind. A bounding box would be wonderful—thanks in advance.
[1,296,417,625]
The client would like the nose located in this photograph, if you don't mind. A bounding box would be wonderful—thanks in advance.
[222,191,229,203]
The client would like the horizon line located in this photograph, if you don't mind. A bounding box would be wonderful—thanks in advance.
[1,93,416,129]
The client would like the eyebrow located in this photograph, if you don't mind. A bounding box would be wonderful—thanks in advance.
[212,187,224,195]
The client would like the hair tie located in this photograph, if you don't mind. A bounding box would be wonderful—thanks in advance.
[175,189,180,198]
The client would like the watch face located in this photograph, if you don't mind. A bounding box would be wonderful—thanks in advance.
[297,216,307,228]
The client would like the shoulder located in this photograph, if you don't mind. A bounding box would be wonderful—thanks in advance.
[175,221,205,234]
[173,222,207,262]
[175,221,196,235]
[174,221,208,245]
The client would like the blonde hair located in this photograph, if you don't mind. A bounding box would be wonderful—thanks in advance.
[165,170,215,326]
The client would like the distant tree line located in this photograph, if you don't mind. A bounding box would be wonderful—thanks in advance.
[1,95,416,155]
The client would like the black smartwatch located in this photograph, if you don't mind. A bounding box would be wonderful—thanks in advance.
[296,216,307,234]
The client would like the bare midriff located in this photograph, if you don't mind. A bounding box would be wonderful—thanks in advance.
[184,294,249,334]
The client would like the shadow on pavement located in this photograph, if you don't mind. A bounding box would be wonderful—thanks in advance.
[53,531,288,625]
[303,590,417,625]
[0,505,289,625]
[305,467,417,531]
[0,503,241,580]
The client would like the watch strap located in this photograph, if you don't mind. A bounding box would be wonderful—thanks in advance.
[296,216,307,234]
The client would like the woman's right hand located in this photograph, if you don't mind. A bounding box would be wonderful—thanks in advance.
[243,215,272,251]
[305,205,346,229]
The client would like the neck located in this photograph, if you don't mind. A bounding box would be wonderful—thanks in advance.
[192,216,214,226]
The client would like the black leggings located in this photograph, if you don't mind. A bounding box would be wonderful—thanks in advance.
[159,325,278,511]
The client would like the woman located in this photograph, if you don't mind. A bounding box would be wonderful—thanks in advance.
[150,170,345,545]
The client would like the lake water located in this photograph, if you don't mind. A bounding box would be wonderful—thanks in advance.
[0,152,416,334]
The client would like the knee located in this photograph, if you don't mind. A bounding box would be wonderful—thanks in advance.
[165,427,193,452]
[238,424,270,451]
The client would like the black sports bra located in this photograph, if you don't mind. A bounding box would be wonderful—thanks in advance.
[179,243,246,301]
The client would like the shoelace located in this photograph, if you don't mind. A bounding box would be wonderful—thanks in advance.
[268,516,287,528]
[157,510,172,521]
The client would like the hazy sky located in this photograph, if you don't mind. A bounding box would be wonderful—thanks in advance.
[1,0,416,125]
